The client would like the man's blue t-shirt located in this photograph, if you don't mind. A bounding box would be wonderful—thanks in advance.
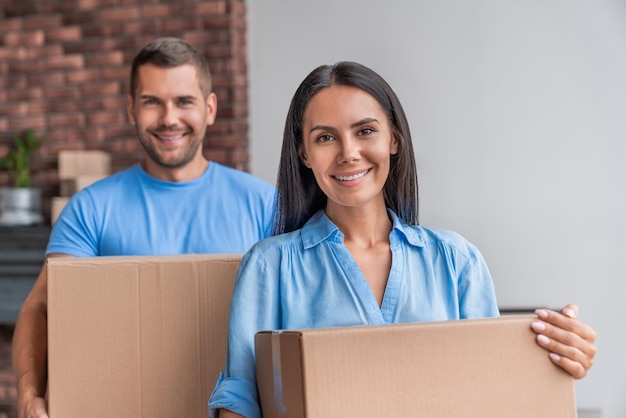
[47,162,276,256]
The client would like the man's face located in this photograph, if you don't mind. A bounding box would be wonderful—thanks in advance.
[127,63,216,176]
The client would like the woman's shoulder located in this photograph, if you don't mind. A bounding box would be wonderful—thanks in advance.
[400,221,481,256]
[244,229,303,259]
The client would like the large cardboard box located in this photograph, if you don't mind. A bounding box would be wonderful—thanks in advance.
[256,316,577,418]
[47,254,242,418]
[57,150,111,180]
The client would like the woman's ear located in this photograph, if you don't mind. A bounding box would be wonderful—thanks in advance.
[298,145,312,168]
[390,133,399,155]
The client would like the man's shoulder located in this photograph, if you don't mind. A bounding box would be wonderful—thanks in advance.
[83,165,139,191]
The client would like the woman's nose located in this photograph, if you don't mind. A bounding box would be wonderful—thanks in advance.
[338,138,360,163]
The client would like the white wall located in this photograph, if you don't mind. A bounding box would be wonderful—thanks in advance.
[248,1,626,416]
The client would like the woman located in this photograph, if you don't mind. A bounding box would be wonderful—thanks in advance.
[209,62,596,418]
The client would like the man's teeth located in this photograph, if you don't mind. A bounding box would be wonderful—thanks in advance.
[335,170,368,181]
[156,133,184,141]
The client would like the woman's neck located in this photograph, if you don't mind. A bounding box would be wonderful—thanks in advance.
[325,200,392,248]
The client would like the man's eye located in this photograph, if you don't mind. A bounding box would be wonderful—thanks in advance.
[179,99,193,106]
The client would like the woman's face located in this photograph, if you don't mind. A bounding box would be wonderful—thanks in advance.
[299,85,398,213]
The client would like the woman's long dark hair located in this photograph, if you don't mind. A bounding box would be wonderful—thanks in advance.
[273,61,419,235]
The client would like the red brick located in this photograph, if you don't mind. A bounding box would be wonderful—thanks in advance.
[47,112,86,128]
[43,86,80,100]
[0,101,29,116]
[0,18,22,33]
[22,14,63,30]
[46,26,82,42]
[25,44,64,58]
[66,68,102,84]
[7,87,43,101]
[203,15,230,29]
[101,96,128,110]
[227,0,246,14]
[28,71,65,86]
[0,46,28,60]
[4,30,45,46]
[122,21,162,36]
[81,81,121,97]
[46,128,89,146]
[189,1,226,15]
[164,18,202,32]
[140,4,178,18]
[84,50,124,67]
[102,66,129,82]
[9,115,46,131]
[64,38,110,54]
[100,6,140,22]
[87,111,127,125]
[44,54,85,71]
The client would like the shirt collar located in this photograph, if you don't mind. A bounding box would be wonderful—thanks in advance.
[300,209,425,249]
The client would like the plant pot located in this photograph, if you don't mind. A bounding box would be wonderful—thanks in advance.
[0,187,43,227]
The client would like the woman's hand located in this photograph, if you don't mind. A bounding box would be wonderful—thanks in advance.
[531,304,597,379]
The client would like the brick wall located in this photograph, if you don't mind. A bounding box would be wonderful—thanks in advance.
[0,0,249,224]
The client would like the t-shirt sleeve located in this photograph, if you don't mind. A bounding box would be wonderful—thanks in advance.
[46,190,100,257]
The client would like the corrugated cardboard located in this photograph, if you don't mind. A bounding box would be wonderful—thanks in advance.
[50,196,69,225]
[59,174,108,197]
[58,150,111,180]
[256,316,577,418]
[47,254,242,418]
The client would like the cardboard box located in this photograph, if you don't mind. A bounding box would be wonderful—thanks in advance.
[256,316,577,418]
[58,150,111,180]
[50,196,70,225]
[47,254,242,418]
[59,174,108,197]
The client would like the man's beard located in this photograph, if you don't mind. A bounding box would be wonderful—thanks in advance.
[138,129,204,169]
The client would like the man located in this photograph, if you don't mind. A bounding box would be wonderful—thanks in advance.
[12,37,276,418]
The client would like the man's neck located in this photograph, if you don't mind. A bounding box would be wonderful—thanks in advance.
[141,158,209,182]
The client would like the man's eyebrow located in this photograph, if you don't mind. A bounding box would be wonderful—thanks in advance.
[137,94,198,100]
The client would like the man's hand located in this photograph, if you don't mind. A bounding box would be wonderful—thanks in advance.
[20,396,48,418]
[531,304,597,379]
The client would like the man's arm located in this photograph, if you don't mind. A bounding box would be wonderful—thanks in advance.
[12,254,72,418]
[219,410,245,418]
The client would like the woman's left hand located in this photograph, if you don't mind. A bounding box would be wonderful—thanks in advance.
[531,304,597,379]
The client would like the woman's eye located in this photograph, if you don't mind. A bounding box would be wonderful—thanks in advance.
[359,128,374,136]
[316,134,334,143]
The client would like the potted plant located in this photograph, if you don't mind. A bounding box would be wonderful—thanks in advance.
[0,129,44,226]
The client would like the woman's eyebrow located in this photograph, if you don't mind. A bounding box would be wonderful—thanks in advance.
[351,117,379,128]
[309,118,379,134]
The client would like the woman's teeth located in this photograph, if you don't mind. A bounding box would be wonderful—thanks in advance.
[335,170,368,181]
